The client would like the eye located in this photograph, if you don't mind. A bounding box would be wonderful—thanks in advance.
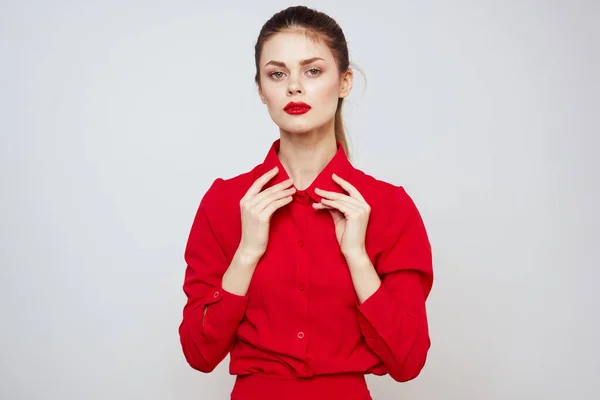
[269,71,285,80]
[306,68,322,76]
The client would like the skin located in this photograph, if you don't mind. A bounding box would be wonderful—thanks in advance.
[220,30,381,307]
[258,31,352,191]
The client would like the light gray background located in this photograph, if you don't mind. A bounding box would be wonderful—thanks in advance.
[1,0,598,399]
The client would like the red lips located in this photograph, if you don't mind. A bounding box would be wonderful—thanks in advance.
[284,102,311,115]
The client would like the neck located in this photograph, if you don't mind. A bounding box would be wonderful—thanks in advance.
[277,126,338,191]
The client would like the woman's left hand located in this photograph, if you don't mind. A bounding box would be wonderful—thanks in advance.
[313,173,371,259]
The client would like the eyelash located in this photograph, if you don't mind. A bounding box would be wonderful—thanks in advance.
[269,68,322,80]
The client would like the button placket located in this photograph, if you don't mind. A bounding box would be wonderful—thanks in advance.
[294,190,310,204]
[291,188,309,212]
[302,354,314,375]
[293,196,310,354]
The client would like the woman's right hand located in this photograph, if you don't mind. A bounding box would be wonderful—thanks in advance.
[237,166,296,262]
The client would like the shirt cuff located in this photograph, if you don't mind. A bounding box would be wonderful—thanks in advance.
[357,282,398,338]
[205,284,249,328]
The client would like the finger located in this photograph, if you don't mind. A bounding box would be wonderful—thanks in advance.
[314,198,358,212]
[242,166,280,201]
[327,207,345,222]
[249,178,294,207]
[320,195,363,213]
[331,173,366,202]
[312,202,334,210]
[315,188,364,208]
[312,203,346,222]
[255,187,296,212]
[320,198,359,216]
[260,195,294,220]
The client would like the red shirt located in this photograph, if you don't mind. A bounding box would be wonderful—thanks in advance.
[179,139,434,400]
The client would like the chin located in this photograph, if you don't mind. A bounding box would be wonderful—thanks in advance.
[280,124,315,135]
[274,116,331,135]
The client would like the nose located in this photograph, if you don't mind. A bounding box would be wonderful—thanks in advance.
[287,77,304,96]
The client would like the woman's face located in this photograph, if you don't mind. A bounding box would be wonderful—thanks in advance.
[258,31,352,135]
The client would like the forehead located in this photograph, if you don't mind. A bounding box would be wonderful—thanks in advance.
[260,31,334,66]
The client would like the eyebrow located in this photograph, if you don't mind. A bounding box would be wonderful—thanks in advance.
[264,57,325,68]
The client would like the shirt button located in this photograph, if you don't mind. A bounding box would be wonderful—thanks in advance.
[298,283,305,291]
[297,331,305,339]
[213,291,219,298]
[297,240,304,248]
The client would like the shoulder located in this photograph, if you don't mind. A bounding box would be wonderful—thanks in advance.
[349,166,427,247]
[199,164,262,221]
[348,166,417,217]
[202,169,255,204]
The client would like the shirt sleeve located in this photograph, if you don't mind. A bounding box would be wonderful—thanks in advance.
[178,178,249,373]
[357,186,434,382]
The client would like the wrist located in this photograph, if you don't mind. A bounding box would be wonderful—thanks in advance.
[234,246,262,267]
[342,247,369,264]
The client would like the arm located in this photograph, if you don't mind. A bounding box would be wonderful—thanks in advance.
[179,170,295,373]
[350,186,434,382]
[178,179,258,373]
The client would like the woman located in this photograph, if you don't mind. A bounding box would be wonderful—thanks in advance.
[179,6,434,400]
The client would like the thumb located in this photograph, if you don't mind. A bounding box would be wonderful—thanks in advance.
[327,208,344,223]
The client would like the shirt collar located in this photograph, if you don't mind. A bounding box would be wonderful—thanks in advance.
[257,138,353,203]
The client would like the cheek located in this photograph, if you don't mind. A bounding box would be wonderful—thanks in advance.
[261,84,283,107]
[309,78,340,105]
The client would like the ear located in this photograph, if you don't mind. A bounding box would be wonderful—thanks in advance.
[258,85,267,104]
[338,69,354,99]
